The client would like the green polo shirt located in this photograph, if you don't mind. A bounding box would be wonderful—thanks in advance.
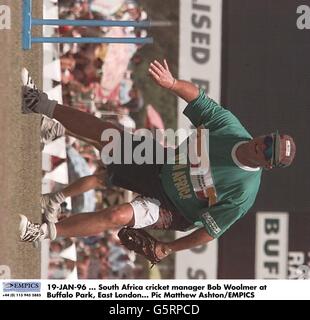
[160,89,262,238]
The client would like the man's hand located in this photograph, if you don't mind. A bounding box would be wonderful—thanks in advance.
[148,59,199,102]
[149,59,176,90]
[154,241,172,260]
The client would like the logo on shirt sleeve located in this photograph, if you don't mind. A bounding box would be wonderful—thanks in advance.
[201,212,221,234]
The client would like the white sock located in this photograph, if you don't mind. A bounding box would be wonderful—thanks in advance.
[48,222,57,241]
[40,223,49,240]
[45,222,57,241]
[53,191,66,204]
[31,90,57,118]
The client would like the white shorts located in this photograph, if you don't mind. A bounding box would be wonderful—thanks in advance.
[129,196,161,229]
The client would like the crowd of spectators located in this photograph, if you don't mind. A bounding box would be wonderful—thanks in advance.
[47,0,150,279]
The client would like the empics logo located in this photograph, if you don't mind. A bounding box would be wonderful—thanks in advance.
[0,5,11,30]
[296,5,310,29]
[3,282,41,293]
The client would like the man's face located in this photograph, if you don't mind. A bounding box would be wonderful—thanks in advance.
[245,136,273,169]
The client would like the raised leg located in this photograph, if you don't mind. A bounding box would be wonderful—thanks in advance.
[65,128,103,151]
[55,203,134,238]
[22,72,123,148]
[53,104,122,147]
[42,173,106,223]
[61,174,105,198]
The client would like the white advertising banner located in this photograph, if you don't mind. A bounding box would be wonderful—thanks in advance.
[255,212,289,279]
[178,0,223,131]
[176,0,223,279]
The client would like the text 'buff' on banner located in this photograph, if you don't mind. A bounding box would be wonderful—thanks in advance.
[22,0,153,50]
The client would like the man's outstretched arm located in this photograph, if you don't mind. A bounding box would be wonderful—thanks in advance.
[155,227,214,260]
[149,59,199,103]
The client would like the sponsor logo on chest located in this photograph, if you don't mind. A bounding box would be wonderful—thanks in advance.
[172,156,192,200]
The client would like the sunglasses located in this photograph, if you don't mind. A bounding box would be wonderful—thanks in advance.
[263,135,274,162]
[263,132,285,168]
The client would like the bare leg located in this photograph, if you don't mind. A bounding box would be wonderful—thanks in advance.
[41,174,106,224]
[65,128,103,151]
[53,104,122,146]
[62,174,105,199]
[55,203,134,238]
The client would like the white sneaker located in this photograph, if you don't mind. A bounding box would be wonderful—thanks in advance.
[40,117,65,149]
[19,215,48,243]
[41,192,65,223]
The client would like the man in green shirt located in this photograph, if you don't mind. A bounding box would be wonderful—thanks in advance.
[19,61,296,263]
